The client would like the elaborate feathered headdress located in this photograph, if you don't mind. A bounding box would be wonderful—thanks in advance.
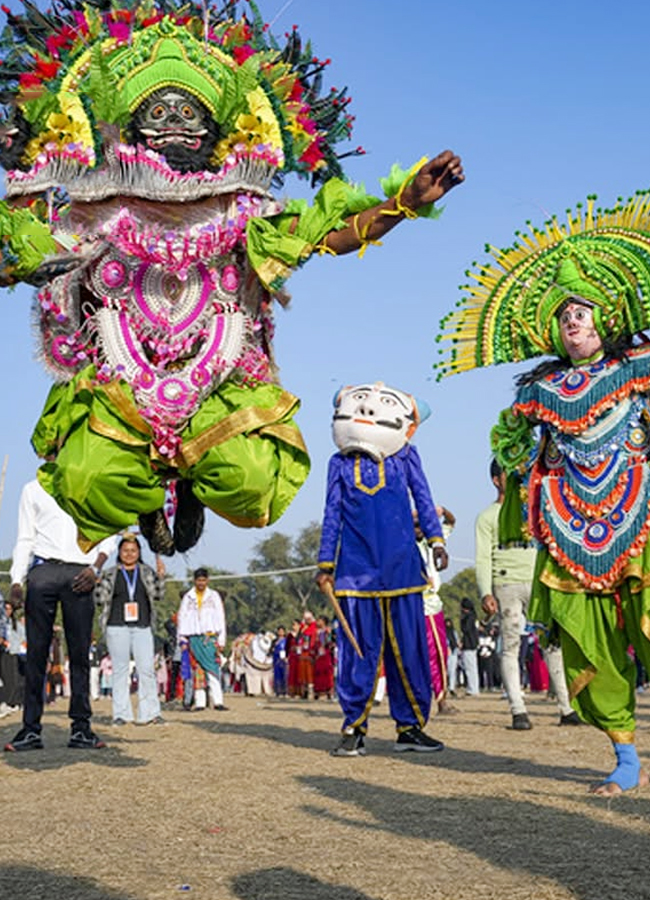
[0,0,362,193]
[436,193,650,377]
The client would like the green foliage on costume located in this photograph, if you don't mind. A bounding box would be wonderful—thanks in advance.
[490,406,535,474]
[0,201,56,281]
[85,44,130,127]
[20,92,60,129]
[246,177,377,291]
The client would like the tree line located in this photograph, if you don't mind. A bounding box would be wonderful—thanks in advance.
[0,524,481,644]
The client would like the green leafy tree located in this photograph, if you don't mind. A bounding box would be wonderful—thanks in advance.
[0,558,11,601]
[439,567,480,628]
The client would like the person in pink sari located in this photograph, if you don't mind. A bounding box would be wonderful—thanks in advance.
[415,508,457,714]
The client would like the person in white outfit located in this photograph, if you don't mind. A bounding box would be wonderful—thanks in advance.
[178,569,227,711]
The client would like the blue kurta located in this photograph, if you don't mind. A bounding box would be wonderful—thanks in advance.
[318,445,443,596]
[317,443,444,732]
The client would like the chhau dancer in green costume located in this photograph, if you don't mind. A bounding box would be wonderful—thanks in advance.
[0,0,463,555]
[438,194,650,795]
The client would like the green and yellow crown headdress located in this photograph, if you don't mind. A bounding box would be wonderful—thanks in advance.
[436,193,650,378]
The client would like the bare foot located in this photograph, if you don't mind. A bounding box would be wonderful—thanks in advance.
[438,700,459,716]
[589,768,650,796]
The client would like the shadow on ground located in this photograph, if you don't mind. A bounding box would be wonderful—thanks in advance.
[1,725,148,772]
[232,867,379,900]
[299,775,650,900]
[0,865,138,900]
[185,718,602,784]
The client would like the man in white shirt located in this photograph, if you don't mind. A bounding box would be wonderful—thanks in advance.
[178,568,227,711]
[4,479,116,752]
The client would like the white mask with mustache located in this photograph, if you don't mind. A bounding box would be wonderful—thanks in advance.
[332,382,419,460]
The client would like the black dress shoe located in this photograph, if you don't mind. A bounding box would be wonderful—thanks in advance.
[559,712,582,726]
[511,713,532,730]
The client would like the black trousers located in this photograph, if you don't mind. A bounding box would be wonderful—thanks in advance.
[23,563,95,733]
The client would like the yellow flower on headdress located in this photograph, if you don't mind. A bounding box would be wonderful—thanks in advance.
[240,88,283,150]
[24,91,94,162]
[213,87,284,164]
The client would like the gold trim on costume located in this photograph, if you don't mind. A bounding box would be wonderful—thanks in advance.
[351,601,385,731]
[540,568,598,594]
[605,730,635,744]
[179,392,299,467]
[354,455,385,496]
[215,509,270,528]
[335,584,426,599]
[102,381,153,437]
[256,257,293,288]
[74,378,95,395]
[640,613,650,641]
[88,414,150,448]
[568,664,597,701]
[76,534,94,553]
[259,422,309,455]
[385,597,425,729]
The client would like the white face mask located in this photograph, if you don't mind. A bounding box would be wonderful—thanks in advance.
[332,382,418,460]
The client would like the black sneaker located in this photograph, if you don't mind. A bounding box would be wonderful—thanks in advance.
[394,727,444,753]
[4,728,43,752]
[68,727,106,749]
[331,728,366,757]
[559,712,582,726]
[511,713,533,731]
[112,718,128,726]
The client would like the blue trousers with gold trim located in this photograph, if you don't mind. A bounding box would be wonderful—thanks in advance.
[337,593,432,732]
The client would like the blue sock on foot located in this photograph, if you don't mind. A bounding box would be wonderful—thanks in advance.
[602,743,641,792]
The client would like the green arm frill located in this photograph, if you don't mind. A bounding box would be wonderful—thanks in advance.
[491,406,535,474]
[246,176,380,292]
[0,201,57,283]
[491,406,536,545]
[379,161,444,221]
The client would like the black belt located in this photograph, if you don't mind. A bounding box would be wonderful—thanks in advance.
[32,556,84,568]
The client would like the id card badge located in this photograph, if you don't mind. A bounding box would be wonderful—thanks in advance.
[124,602,139,623]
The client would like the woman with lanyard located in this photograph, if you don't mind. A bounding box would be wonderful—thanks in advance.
[96,533,166,726]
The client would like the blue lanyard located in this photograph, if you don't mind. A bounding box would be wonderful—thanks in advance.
[121,566,139,603]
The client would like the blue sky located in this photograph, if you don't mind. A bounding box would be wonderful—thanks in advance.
[1,0,649,581]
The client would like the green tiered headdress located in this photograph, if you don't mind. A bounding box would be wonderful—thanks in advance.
[436,193,650,377]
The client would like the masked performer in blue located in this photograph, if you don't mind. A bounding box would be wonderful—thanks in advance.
[316,382,449,757]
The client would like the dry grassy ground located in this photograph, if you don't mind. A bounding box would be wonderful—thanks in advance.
[1,690,649,900]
